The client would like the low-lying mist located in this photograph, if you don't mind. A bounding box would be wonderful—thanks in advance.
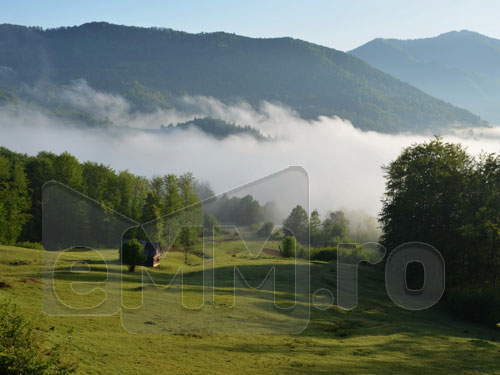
[1,80,499,221]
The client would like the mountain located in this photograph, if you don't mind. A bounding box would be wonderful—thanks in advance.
[350,30,500,124]
[0,22,487,133]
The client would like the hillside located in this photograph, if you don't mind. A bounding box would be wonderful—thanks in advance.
[1,244,500,374]
[350,30,500,123]
[0,22,487,133]
[158,117,267,140]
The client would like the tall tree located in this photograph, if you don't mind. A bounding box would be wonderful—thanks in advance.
[283,205,309,244]
[310,209,322,246]
[380,138,472,286]
[322,211,350,245]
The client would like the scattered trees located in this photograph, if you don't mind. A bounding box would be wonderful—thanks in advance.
[282,205,351,247]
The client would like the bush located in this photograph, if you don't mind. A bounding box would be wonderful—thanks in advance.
[16,241,44,250]
[296,244,309,259]
[279,236,296,258]
[0,301,77,374]
[446,289,500,326]
[120,239,145,272]
[310,247,337,262]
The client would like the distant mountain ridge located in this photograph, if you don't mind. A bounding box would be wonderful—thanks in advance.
[350,30,500,123]
[0,22,488,132]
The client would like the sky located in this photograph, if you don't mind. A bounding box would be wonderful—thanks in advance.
[2,0,500,51]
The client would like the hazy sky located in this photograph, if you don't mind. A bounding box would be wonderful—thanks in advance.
[3,0,500,51]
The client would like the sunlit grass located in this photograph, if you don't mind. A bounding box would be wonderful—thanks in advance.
[1,243,500,374]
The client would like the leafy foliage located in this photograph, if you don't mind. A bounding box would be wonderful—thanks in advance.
[0,301,77,374]
[0,147,204,247]
[283,205,309,243]
[279,236,296,258]
[120,239,145,272]
[380,138,500,325]
[446,289,500,326]
[203,213,220,236]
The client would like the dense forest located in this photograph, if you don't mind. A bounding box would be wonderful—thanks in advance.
[159,117,267,140]
[0,22,487,132]
[0,146,202,246]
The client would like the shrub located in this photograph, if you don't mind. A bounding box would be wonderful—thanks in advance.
[0,301,77,374]
[279,236,296,258]
[446,289,500,326]
[310,247,337,262]
[120,239,145,272]
[16,241,44,250]
[296,244,309,259]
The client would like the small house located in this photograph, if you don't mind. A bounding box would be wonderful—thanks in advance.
[142,240,162,268]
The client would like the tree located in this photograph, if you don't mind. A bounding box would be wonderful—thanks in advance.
[283,205,309,243]
[179,226,196,264]
[0,301,77,374]
[310,209,322,246]
[164,174,183,215]
[322,211,349,245]
[0,155,31,245]
[23,151,56,242]
[121,239,145,272]
[212,194,264,226]
[53,152,83,189]
[380,138,473,287]
[279,236,296,258]
[203,213,220,237]
[82,162,118,208]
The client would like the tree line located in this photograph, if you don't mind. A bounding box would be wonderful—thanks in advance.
[0,147,200,247]
[282,205,379,247]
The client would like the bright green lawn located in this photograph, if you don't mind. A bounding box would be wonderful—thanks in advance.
[1,242,500,375]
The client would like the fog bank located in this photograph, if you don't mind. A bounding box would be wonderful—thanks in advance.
[1,81,499,217]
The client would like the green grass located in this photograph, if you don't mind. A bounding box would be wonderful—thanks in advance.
[1,242,500,374]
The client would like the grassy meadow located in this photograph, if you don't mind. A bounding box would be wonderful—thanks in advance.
[1,239,500,374]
